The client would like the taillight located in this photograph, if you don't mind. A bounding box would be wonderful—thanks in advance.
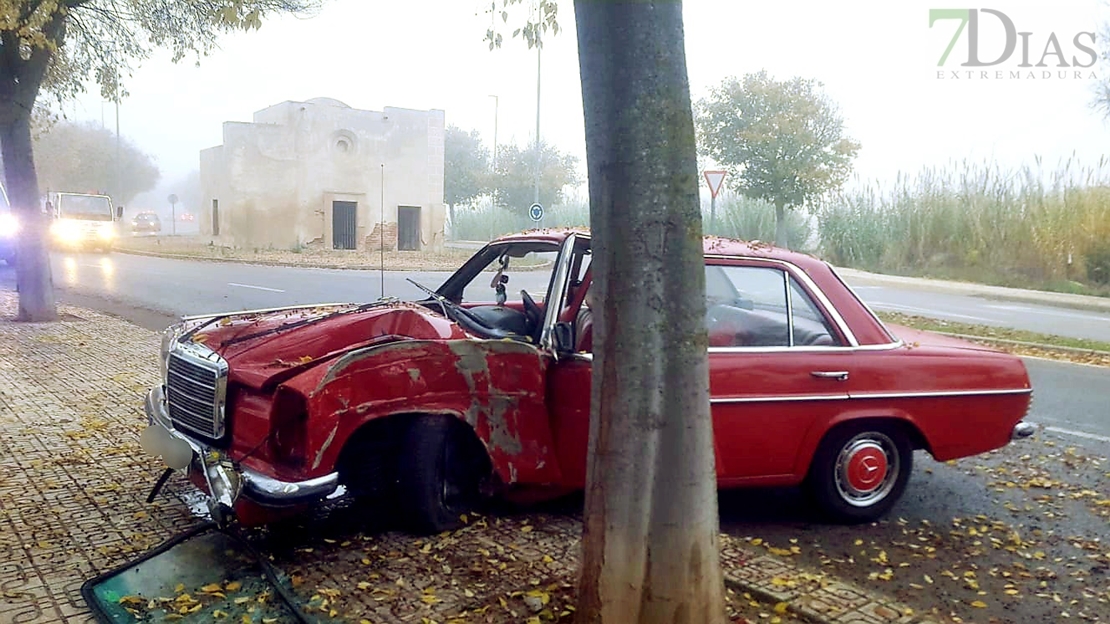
[269,387,308,467]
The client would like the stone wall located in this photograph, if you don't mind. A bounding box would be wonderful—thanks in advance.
[365,222,398,251]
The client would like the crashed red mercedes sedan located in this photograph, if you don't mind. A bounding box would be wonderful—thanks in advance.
[141,230,1033,532]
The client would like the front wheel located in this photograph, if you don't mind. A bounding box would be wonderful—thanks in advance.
[807,423,913,523]
[398,415,491,534]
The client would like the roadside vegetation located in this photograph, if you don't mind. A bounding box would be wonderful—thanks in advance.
[878,311,1110,367]
[450,194,812,246]
[818,158,1110,298]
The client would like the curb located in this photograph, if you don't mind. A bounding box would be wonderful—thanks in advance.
[114,247,431,272]
[722,577,933,624]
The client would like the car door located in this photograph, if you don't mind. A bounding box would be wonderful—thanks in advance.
[705,260,856,484]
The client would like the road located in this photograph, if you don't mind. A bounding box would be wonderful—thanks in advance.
[7,250,1110,343]
[852,284,1110,344]
[2,251,1108,624]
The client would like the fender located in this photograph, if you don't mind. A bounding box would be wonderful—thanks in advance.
[280,338,563,486]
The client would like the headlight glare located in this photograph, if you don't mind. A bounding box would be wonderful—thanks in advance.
[0,213,18,237]
[51,220,81,243]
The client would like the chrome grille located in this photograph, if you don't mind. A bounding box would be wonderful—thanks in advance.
[166,343,228,440]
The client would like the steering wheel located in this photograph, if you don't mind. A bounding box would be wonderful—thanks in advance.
[520,289,543,337]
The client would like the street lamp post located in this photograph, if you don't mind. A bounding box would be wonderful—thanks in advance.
[488,94,499,241]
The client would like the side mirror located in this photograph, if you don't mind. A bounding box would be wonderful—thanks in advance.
[552,321,575,354]
[116,205,124,219]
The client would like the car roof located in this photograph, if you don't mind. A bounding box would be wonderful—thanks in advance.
[491,228,829,272]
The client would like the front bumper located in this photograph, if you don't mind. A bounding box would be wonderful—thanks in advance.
[142,385,339,511]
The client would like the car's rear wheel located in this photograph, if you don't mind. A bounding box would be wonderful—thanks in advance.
[807,422,912,523]
[398,415,490,534]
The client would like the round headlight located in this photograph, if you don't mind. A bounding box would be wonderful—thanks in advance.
[160,324,182,381]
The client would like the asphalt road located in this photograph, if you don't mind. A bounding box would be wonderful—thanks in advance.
[7,250,1110,343]
[851,284,1110,343]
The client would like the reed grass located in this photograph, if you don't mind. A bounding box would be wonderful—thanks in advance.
[817,156,1110,295]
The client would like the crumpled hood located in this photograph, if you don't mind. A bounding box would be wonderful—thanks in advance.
[183,301,465,389]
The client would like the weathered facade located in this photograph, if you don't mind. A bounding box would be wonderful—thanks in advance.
[200,98,446,252]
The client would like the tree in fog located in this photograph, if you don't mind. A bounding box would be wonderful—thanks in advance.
[444,125,490,232]
[34,121,159,206]
[492,141,578,217]
[1094,23,1110,118]
[490,1,727,621]
[696,71,859,249]
[0,0,319,322]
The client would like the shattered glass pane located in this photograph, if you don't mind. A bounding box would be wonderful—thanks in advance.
[82,525,306,623]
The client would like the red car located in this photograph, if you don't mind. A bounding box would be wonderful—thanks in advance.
[140,230,1033,532]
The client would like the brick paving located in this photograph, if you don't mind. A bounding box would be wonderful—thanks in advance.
[0,289,935,623]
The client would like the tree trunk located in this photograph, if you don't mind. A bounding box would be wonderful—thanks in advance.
[1,24,61,322]
[774,199,788,249]
[448,203,456,240]
[574,3,725,624]
[0,100,57,322]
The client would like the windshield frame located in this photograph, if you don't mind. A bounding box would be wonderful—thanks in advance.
[435,239,564,304]
[55,193,114,221]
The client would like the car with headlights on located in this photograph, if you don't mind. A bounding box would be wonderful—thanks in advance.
[0,186,15,266]
[47,192,118,252]
[139,230,1034,533]
[131,212,162,234]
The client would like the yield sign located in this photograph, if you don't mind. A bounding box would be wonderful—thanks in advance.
[703,170,727,199]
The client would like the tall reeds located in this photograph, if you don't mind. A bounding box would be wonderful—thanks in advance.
[817,157,1110,293]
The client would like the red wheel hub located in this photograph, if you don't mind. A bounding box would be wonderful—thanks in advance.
[845,445,888,492]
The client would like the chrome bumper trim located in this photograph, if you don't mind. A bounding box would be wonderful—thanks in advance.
[1012,421,1036,440]
[144,386,339,507]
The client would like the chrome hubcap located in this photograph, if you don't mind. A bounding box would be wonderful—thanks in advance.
[834,433,898,507]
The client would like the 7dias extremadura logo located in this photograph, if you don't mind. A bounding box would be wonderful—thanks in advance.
[929,8,1097,80]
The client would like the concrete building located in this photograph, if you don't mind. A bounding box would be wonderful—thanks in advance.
[200,98,446,252]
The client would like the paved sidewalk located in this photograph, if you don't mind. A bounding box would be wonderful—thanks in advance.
[0,289,936,624]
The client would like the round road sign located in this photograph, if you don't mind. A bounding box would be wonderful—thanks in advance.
[528,203,544,222]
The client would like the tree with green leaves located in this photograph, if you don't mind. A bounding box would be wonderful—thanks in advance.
[444,125,490,234]
[0,0,319,322]
[34,120,159,206]
[696,71,860,249]
[490,1,726,621]
[492,140,578,217]
[1094,24,1110,118]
